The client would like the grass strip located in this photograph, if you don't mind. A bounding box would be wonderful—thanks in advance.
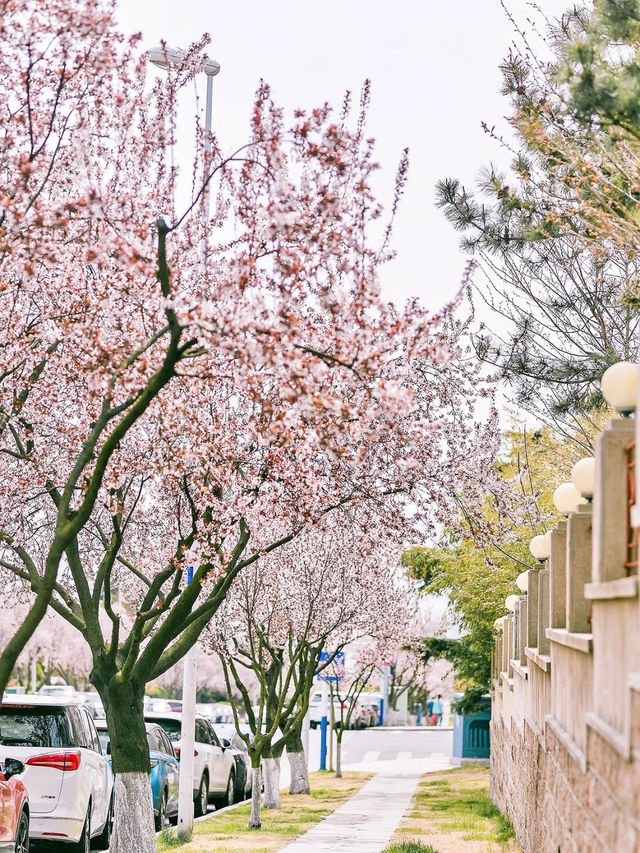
[157,770,372,853]
[390,765,519,852]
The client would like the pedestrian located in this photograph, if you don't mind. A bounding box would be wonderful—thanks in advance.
[433,694,443,726]
[427,696,434,726]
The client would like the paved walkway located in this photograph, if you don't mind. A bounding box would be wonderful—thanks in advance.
[281,753,452,853]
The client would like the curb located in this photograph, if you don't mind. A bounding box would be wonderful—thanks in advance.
[156,793,251,837]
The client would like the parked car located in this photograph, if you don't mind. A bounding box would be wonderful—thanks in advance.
[210,724,252,801]
[0,756,29,853]
[308,691,344,729]
[75,692,105,720]
[144,712,235,816]
[37,685,76,700]
[0,694,114,851]
[94,720,179,831]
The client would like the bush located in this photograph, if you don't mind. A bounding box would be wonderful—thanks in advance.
[383,842,440,853]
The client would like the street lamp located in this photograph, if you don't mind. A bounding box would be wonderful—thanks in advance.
[601,361,637,417]
[516,570,529,593]
[553,482,585,516]
[147,44,221,217]
[148,45,220,839]
[571,456,596,502]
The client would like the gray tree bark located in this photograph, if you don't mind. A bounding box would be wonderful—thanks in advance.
[249,765,262,829]
[286,749,310,794]
[262,755,281,808]
[110,772,156,853]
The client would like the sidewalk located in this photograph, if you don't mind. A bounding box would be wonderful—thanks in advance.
[280,760,450,853]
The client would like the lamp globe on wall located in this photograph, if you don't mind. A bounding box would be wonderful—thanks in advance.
[571,456,596,502]
[505,594,519,613]
[493,616,505,631]
[601,361,638,417]
[529,533,551,563]
[516,570,529,593]
[553,482,585,516]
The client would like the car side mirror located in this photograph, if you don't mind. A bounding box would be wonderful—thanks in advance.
[221,738,231,749]
[4,758,24,780]
[106,742,111,755]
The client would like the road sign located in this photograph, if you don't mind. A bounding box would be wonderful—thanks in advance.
[317,651,345,682]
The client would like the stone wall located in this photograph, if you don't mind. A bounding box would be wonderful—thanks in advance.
[491,418,640,852]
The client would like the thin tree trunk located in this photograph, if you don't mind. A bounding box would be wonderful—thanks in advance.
[262,755,281,809]
[286,730,310,794]
[335,731,342,778]
[110,771,156,853]
[287,751,310,794]
[249,765,262,829]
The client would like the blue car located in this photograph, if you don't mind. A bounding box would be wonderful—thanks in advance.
[95,720,180,830]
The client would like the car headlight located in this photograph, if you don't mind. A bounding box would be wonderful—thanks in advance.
[150,759,159,768]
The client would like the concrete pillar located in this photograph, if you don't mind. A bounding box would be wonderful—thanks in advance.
[592,418,634,582]
[538,569,550,655]
[566,505,592,633]
[519,598,528,665]
[527,567,541,648]
[549,522,567,629]
[496,636,503,676]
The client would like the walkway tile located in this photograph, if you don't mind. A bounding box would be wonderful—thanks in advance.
[281,762,444,853]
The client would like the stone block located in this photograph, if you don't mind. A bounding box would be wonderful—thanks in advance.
[566,506,592,633]
[592,419,634,583]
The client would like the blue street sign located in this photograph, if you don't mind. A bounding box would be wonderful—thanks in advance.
[317,651,345,682]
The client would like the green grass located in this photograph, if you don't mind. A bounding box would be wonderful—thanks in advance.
[156,771,372,853]
[383,843,440,853]
[394,766,516,849]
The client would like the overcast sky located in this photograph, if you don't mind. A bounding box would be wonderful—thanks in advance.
[117,0,569,313]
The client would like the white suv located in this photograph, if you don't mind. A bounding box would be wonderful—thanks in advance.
[145,712,235,816]
[0,694,114,851]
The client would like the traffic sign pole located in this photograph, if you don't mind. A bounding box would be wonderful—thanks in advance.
[319,681,329,770]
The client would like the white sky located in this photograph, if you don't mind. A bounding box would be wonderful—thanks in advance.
[117,0,569,313]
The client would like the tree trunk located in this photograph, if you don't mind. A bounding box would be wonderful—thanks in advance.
[286,730,310,794]
[335,730,343,778]
[110,771,156,853]
[92,672,155,852]
[249,764,262,829]
[262,755,281,809]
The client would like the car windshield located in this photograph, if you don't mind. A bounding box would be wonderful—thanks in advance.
[0,706,73,747]
[151,718,181,742]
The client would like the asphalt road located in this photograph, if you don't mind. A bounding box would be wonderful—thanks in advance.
[280,724,454,788]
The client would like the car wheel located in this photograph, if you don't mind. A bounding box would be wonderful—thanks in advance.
[154,789,167,832]
[92,794,113,850]
[70,810,90,853]
[14,810,29,853]
[194,773,208,817]
[223,771,235,808]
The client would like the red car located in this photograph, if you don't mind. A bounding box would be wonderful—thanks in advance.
[0,758,29,853]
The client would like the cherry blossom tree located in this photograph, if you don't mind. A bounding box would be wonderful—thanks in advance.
[211,521,412,827]
[0,2,499,850]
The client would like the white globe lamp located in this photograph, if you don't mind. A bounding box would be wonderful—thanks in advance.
[529,534,551,562]
[601,362,637,416]
[571,457,596,501]
[505,594,519,613]
[516,570,529,593]
[553,482,585,516]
